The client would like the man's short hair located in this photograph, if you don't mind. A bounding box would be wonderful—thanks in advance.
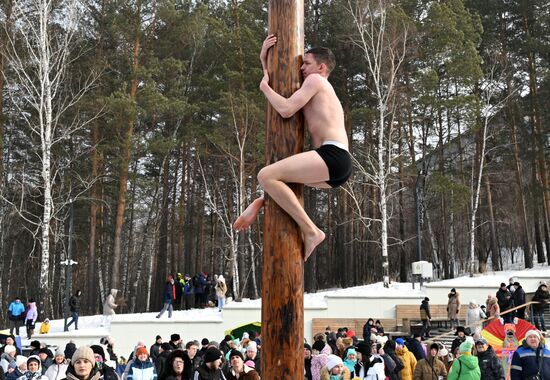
[185,341,198,349]
[306,47,336,74]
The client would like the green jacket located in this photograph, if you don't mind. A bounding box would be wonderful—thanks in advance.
[448,354,480,380]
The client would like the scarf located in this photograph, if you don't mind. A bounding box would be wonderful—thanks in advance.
[343,358,357,374]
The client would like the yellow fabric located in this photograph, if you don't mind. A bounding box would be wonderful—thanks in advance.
[39,322,50,334]
[397,346,417,380]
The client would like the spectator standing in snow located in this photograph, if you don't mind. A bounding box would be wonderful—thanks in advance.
[419,297,431,339]
[214,276,227,312]
[532,281,549,331]
[39,320,51,335]
[474,337,504,380]
[182,275,194,311]
[126,347,157,380]
[447,288,461,329]
[25,299,38,340]
[465,300,486,337]
[496,283,514,323]
[512,282,526,319]
[102,289,119,328]
[156,276,176,319]
[67,290,82,331]
[63,346,99,380]
[7,298,25,336]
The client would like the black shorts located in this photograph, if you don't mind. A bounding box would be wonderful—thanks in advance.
[315,143,353,188]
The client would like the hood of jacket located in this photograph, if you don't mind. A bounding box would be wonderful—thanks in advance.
[458,354,478,370]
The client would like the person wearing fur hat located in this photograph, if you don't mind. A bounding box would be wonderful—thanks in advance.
[451,327,467,357]
[17,356,48,380]
[193,347,223,380]
[38,348,53,374]
[320,354,350,380]
[511,329,550,380]
[447,288,461,329]
[89,345,117,380]
[156,276,177,319]
[45,349,68,380]
[396,338,417,380]
[61,346,100,380]
[532,282,550,331]
[126,347,156,380]
[447,341,479,380]
[214,276,227,312]
[224,350,259,380]
[413,342,447,380]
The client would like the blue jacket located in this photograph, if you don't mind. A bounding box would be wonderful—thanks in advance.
[511,341,550,380]
[163,282,175,304]
[183,281,194,295]
[8,301,25,320]
[127,359,157,380]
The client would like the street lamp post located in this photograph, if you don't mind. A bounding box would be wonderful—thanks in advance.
[62,200,78,332]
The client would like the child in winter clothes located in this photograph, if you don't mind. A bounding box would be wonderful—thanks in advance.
[25,300,38,340]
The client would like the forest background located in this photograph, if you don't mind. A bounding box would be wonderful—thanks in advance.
[0,0,549,323]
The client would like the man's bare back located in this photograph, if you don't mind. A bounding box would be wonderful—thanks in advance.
[233,35,352,261]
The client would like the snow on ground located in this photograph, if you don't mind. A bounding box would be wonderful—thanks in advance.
[21,264,550,341]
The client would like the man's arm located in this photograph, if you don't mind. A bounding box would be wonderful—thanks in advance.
[260,74,322,118]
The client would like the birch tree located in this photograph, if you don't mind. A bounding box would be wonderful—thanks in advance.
[5,0,98,314]
[347,0,409,286]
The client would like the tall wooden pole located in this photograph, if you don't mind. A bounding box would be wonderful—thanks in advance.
[261,0,304,379]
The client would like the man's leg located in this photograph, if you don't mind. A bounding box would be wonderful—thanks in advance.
[237,151,331,260]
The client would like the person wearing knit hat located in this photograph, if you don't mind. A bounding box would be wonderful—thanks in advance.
[396,337,417,380]
[127,346,156,380]
[413,343,447,380]
[343,348,357,376]
[245,342,261,375]
[149,335,162,363]
[226,349,260,380]
[511,328,550,380]
[320,354,350,379]
[447,341,480,380]
[45,347,68,380]
[88,345,117,380]
[66,347,100,380]
[1,344,17,373]
[194,347,224,379]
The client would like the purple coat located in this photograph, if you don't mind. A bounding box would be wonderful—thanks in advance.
[26,302,38,322]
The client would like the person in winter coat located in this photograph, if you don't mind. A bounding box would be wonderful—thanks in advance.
[149,337,162,365]
[183,342,201,380]
[406,335,426,361]
[17,356,48,380]
[67,291,82,331]
[6,358,25,380]
[396,338,417,380]
[342,349,357,378]
[8,298,26,336]
[39,320,50,335]
[214,276,227,312]
[62,346,101,380]
[319,355,350,380]
[158,349,184,380]
[45,349,68,380]
[224,350,259,380]
[156,276,176,319]
[384,340,404,380]
[2,337,22,356]
[362,319,376,342]
[38,349,53,375]
[89,345,118,380]
[447,341,480,380]
[412,342,447,380]
[447,289,461,329]
[182,275,194,311]
[310,340,329,380]
[532,282,550,331]
[511,329,550,380]
[126,347,156,380]
[304,344,313,380]
[102,290,118,328]
[510,282,526,319]
[1,346,17,373]
[474,338,504,380]
[25,300,38,340]
[193,274,207,309]
[451,327,467,357]
[486,296,500,320]
[155,344,173,380]
[193,347,224,380]
[420,298,431,339]
[244,344,260,377]
[496,283,514,323]
[465,300,486,337]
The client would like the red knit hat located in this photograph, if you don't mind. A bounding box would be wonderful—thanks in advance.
[136,347,148,357]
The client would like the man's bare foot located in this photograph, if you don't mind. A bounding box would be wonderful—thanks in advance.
[304,228,325,261]
[233,198,265,231]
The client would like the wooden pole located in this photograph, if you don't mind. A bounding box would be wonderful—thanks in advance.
[261,0,304,379]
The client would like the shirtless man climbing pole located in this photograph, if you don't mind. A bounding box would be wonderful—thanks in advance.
[233,34,352,261]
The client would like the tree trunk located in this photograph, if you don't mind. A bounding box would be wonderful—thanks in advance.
[112,20,140,291]
[484,174,500,270]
